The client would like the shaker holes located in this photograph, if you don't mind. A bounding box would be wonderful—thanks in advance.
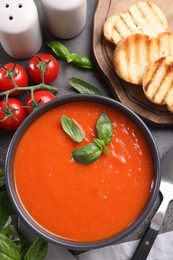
[5,3,23,8]
[9,16,13,20]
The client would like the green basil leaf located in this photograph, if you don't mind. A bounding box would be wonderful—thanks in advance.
[47,41,70,60]
[93,138,105,150]
[94,138,111,154]
[0,168,5,188]
[69,53,94,69]
[0,233,21,260]
[5,225,21,247]
[72,143,102,165]
[47,41,94,69]
[96,112,113,145]
[61,115,85,142]
[0,217,21,244]
[0,216,12,235]
[24,237,48,260]
[68,77,102,95]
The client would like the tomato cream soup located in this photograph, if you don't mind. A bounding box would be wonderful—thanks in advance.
[14,102,153,242]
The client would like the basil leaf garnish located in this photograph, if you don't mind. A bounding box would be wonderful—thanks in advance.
[93,138,111,154]
[61,112,113,165]
[47,41,94,69]
[0,233,22,260]
[69,53,94,69]
[61,115,85,143]
[72,143,102,165]
[24,237,48,260]
[68,77,102,95]
[0,168,5,188]
[96,112,113,145]
[93,138,105,150]
[47,41,70,60]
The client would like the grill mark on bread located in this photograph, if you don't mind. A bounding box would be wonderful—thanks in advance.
[124,37,131,81]
[147,2,166,28]
[134,35,141,67]
[112,24,122,39]
[160,64,173,104]
[146,38,151,64]
[144,58,164,92]
[152,68,170,103]
[118,13,133,33]
[127,10,140,31]
[136,3,152,29]
[112,13,135,41]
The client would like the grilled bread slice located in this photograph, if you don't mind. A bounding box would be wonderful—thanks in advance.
[103,1,168,45]
[113,32,173,85]
[143,56,173,113]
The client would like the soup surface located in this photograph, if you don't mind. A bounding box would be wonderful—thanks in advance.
[14,102,153,242]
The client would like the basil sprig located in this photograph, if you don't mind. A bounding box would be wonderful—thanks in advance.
[72,112,113,164]
[47,41,94,69]
[72,143,102,165]
[24,237,48,260]
[68,77,102,95]
[0,168,48,260]
[0,233,21,260]
[61,115,85,142]
[96,112,113,145]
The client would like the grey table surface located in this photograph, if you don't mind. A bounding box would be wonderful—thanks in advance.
[0,0,173,257]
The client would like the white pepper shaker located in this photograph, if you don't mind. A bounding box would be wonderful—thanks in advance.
[0,0,42,59]
[41,0,87,39]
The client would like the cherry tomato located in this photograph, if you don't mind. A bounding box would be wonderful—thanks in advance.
[25,90,56,115]
[28,53,60,84]
[0,63,29,96]
[0,98,26,131]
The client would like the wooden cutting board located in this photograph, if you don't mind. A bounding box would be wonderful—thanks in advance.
[93,0,173,126]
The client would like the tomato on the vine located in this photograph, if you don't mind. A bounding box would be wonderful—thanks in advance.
[28,53,60,84]
[0,63,29,96]
[25,90,56,115]
[0,98,26,131]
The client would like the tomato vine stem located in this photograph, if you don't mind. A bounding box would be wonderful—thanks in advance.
[0,82,58,97]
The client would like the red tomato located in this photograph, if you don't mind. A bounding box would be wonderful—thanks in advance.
[0,98,26,131]
[28,53,60,84]
[25,90,56,115]
[0,63,29,96]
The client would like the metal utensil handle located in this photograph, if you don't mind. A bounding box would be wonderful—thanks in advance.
[131,227,159,260]
[131,192,170,260]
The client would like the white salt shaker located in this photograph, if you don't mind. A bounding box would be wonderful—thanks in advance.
[41,0,87,39]
[0,0,42,59]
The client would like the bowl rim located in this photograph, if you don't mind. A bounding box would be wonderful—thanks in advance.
[5,94,161,250]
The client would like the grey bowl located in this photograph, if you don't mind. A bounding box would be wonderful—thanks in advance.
[5,94,160,250]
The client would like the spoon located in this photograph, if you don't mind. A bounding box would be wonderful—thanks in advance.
[131,147,173,260]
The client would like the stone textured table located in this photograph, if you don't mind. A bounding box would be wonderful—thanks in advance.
[0,0,173,256]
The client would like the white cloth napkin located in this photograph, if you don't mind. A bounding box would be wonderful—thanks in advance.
[76,231,173,260]
[45,244,76,260]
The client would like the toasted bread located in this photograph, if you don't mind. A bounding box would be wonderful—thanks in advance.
[143,56,173,113]
[103,1,168,45]
[113,32,173,85]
